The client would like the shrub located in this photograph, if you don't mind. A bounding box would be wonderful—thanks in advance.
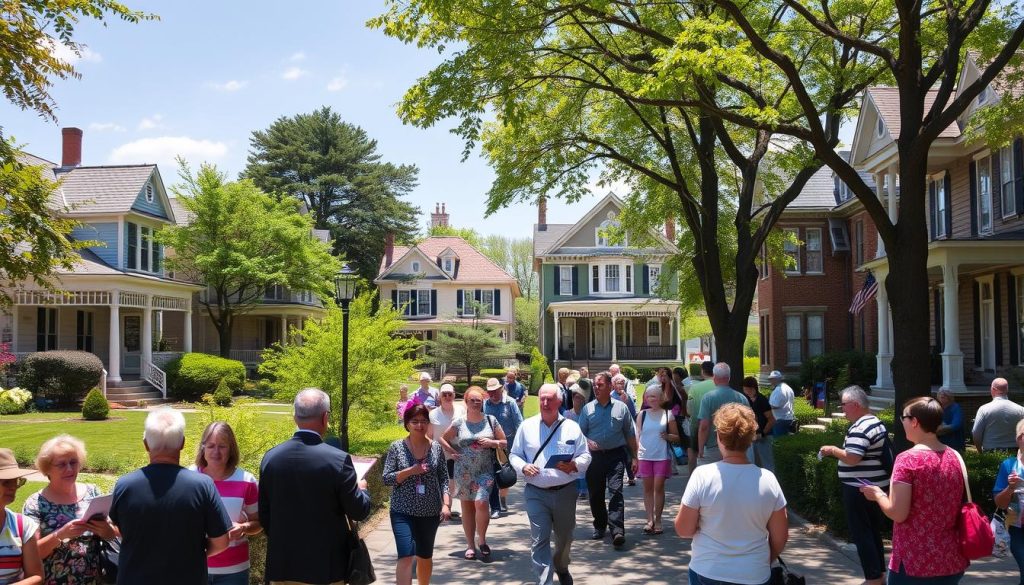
[166,353,245,401]
[479,368,508,378]
[621,365,639,381]
[0,387,32,415]
[742,356,760,377]
[17,351,103,405]
[635,367,657,381]
[212,378,233,407]
[528,347,551,394]
[792,400,824,427]
[744,334,759,358]
[81,388,110,420]
[773,431,855,537]
[687,363,701,377]
[798,350,876,391]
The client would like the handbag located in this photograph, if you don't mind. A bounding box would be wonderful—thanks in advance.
[769,556,805,585]
[96,537,119,584]
[992,510,1010,558]
[345,517,376,585]
[486,416,517,489]
[952,448,995,560]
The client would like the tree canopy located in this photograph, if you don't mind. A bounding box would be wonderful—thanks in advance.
[244,107,420,281]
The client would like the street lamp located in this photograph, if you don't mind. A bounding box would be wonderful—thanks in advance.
[334,264,358,452]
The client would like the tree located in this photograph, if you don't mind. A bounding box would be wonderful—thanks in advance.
[428,309,511,380]
[370,1,875,386]
[482,234,537,300]
[426,224,484,248]
[513,297,539,353]
[260,293,421,449]
[244,107,420,281]
[157,162,339,357]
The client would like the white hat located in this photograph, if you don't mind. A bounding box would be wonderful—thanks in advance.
[439,384,455,395]
[768,370,783,380]
[419,371,432,382]
[485,378,502,392]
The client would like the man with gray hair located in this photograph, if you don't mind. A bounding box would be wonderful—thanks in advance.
[696,362,747,465]
[260,388,371,585]
[110,407,231,585]
[972,377,1024,451]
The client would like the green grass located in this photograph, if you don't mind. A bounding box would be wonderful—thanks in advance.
[9,472,118,512]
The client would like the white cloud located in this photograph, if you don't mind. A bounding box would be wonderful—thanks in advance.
[326,75,349,92]
[289,51,306,62]
[137,114,164,131]
[209,80,248,92]
[109,136,228,169]
[49,41,102,65]
[282,67,308,81]
[88,122,126,133]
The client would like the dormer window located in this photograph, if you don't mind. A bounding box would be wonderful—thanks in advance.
[411,260,421,272]
[145,184,154,203]
[443,256,453,274]
[875,117,885,138]
[596,211,625,247]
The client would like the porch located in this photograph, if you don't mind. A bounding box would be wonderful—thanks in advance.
[549,297,683,368]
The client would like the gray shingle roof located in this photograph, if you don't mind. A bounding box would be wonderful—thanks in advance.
[789,151,875,209]
[54,164,156,215]
[533,224,572,257]
[868,87,960,139]
[168,197,192,226]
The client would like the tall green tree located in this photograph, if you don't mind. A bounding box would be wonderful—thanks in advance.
[370,1,877,385]
[429,309,511,380]
[513,297,539,353]
[482,234,537,300]
[244,107,420,281]
[157,162,339,357]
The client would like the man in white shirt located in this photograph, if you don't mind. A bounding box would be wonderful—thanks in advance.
[767,370,795,436]
[972,377,1024,451]
[509,384,591,585]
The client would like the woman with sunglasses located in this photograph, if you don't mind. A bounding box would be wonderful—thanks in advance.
[0,447,43,585]
[438,386,507,561]
[22,435,114,585]
[383,403,450,585]
[860,397,968,584]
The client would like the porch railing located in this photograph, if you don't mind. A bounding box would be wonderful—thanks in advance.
[100,369,107,399]
[141,359,167,399]
[229,349,264,365]
[617,345,677,360]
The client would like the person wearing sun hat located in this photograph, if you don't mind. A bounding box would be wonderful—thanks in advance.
[484,377,523,517]
[767,370,796,436]
[0,447,43,585]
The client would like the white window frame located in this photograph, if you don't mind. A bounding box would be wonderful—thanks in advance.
[785,314,802,365]
[559,317,576,353]
[625,264,632,293]
[559,266,573,296]
[127,220,162,275]
[977,154,994,234]
[646,318,661,345]
[145,183,154,203]
[417,288,431,316]
[783,228,801,275]
[649,264,662,290]
[876,117,885,137]
[805,228,823,274]
[1001,146,1016,218]
[605,265,620,292]
[397,290,413,316]
[591,264,600,293]
[616,318,632,346]
[932,174,948,238]
[590,262,632,294]
[443,256,453,273]
[480,289,495,316]
[36,307,58,351]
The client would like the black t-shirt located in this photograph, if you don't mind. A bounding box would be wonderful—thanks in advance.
[110,463,231,585]
[745,392,772,434]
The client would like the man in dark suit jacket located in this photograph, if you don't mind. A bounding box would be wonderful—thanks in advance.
[259,388,371,585]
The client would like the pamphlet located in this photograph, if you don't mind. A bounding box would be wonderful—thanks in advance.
[351,456,378,482]
[81,494,113,520]
[544,453,573,469]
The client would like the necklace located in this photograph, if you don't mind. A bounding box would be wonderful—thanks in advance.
[406,437,430,461]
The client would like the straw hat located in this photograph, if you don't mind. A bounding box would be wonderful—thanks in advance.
[0,448,33,480]
[485,378,502,392]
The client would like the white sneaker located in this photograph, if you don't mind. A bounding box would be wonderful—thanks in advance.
[490,510,500,519]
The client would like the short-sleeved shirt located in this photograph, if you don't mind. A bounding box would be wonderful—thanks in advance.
[578,399,636,450]
[993,456,1024,526]
[484,394,524,447]
[429,405,464,460]
[110,463,232,585]
[505,381,526,404]
[0,509,39,585]
[188,466,259,575]
[413,387,438,409]
[681,462,787,585]
[972,397,1024,451]
[686,379,715,437]
[744,392,772,435]
[839,415,890,488]
[939,402,965,451]
[22,483,103,583]
[697,386,748,448]
[889,448,968,577]
[768,383,795,421]
[381,439,449,517]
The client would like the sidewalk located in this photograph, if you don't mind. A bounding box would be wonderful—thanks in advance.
[367,466,994,585]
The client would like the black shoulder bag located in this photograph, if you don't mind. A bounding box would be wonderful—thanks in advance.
[487,415,518,488]
[532,418,566,464]
[345,516,376,585]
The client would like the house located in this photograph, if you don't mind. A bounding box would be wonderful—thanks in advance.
[374,221,521,348]
[758,53,1024,406]
[534,192,683,372]
[1,128,328,401]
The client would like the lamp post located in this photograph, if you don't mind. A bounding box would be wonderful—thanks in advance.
[334,264,357,452]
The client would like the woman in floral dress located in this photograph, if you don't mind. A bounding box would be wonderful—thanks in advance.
[438,386,507,560]
[22,435,115,585]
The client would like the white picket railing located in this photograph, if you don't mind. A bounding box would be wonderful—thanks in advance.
[141,359,167,399]
[229,349,263,365]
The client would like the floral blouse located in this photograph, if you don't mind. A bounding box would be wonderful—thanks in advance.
[382,439,449,517]
[22,483,102,585]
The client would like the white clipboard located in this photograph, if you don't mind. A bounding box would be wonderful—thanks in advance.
[81,494,112,520]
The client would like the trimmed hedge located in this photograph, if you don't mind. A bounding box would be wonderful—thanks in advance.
[165,353,246,401]
[621,365,639,381]
[212,378,233,407]
[17,351,103,406]
[81,388,110,420]
[798,350,876,392]
[479,368,509,378]
[528,347,551,394]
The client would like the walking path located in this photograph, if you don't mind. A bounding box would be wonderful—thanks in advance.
[363,467,1019,584]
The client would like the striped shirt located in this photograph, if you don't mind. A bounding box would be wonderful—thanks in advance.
[190,466,259,575]
[0,509,39,585]
[839,415,890,488]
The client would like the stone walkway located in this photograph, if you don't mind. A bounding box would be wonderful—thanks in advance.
[363,467,1019,584]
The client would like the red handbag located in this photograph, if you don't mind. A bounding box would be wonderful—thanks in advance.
[952,449,995,560]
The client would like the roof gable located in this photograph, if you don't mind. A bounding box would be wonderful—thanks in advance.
[379,246,451,281]
[539,192,678,256]
[376,236,520,294]
[53,163,161,217]
[850,87,961,167]
[130,168,173,221]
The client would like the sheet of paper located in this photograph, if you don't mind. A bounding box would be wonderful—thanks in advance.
[221,497,244,522]
[351,456,378,482]
[81,494,113,520]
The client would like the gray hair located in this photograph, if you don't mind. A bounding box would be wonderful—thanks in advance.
[936,388,954,400]
[294,388,330,420]
[840,385,869,409]
[538,383,562,402]
[143,407,186,453]
[712,362,731,381]
[611,373,628,387]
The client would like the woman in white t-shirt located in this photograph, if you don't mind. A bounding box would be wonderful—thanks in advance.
[675,403,789,585]
[428,385,463,519]
[0,447,42,585]
[636,386,680,535]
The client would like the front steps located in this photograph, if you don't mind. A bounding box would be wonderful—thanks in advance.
[105,378,169,407]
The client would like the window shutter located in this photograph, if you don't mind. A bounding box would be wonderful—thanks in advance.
[969,161,979,236]
[391,290,398,310]
[474,289,482,304]
[457,289,463,313]
[410,290,418,316]
[993,151,1003,218]
[973,281,981,366]
[995,275,1003,366]
[928,181,937,240]
[944,173,953,237]
[494,289,501,315]
[553,266,561,296]
[1015,138,1024,217]
[643,264,650,294]
[572,266,579,295]
[426,330,433,341]
[431,290,437,315]
[1008,274,1018,364]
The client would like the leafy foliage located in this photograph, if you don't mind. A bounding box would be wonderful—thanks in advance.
[528,346,552,393]
[798,350,877,394]
[165,353,246,401]
[243,107,420,281]
[17,350,102,405]
[0,387,32,415]
[211,378,233,407]
[513,297,539,353]
[428,320,511,381]
[81,388,109,420]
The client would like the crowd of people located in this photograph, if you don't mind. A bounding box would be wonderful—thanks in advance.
[2,368,1024,585]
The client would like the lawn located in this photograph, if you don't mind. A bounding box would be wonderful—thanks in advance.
[9,473,117,512]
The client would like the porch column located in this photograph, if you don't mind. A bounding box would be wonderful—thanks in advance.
[142,303,153,368]
[155,310,164,347]
[875,278,893,389]
[553,311,560,361]
[887,163,899,223]
[280,316,288,346]
[611,313,618,362]
[941,263,968,392]
[183,310,193,353]
[675,312,682,361]
[108,293,121,383]
[875,172,886,258]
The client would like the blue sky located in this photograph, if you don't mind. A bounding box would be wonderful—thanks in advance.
[0,1,597,236]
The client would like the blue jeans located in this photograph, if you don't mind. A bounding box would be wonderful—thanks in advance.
[842,483,886,580]
[209,571,249,585]
[390,511,441,559]
[772,419,794,437]
[1010,525,1024,585]
[886,562,963,584]
[688,568,769,585]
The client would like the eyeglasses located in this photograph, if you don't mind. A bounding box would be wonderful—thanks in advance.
[900,414,914,421]
[1,478,27,489]
[408,419,429,426]
[53,459,80,470]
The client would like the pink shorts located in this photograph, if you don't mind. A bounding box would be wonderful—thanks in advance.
[637,459,673,478]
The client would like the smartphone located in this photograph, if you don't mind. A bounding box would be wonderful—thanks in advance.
[88,513,107,522]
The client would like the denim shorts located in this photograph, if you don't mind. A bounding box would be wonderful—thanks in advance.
[391,511,441,559]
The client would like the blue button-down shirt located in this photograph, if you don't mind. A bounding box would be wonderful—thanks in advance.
[578,399,635,450]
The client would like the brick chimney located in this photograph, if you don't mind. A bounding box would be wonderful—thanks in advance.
[61,127,83,167]
[537,196,548,231]
[384,233,395,268]
[665,216,676,241]
[430,202,450,229]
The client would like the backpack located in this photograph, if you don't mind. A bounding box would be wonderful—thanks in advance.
[878,428,895,477]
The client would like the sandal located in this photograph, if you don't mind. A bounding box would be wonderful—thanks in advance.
[478,543,491,557]
[652,524,664,535]
[464,548,476,560]
[642,522,654,534]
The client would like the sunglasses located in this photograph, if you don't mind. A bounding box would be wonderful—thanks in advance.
[1,477,27,489]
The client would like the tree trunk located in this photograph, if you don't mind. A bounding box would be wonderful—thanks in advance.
[217,315,234,358]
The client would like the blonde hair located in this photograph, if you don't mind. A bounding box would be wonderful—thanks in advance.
[36,434,87,476]
[714,403,758,452]
[464,386,487,403]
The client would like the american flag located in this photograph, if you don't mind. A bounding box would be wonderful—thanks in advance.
[849,272,879,315]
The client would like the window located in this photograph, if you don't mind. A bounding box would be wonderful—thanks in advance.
[265,284,286,300]
[127,223,137,270]
[760,315,770,366]
[76,310,94,352]
[397,290,412,316]
[807,315,824,358]
[560,318,576,354]
[480,289,494,315]
[605,265,620,292]
[411,261,421,272]
[140,226,151,271]
[625,264,632,292]
[855,221,864,265]
[559,266,572,296]
[1001,146,1016,217]
[785,315,802,364]
[592,265,600,292]
[649,265,662,289]
[1018,275,1024,365]
[595,216,625,247]
[647,319,661,344]
[805,228,823,274]
[876,117,885,137]
[931,176,948,238]
[759,246,769,279]
[783,228,800,274]
[977,154,993,234]
[616,318,632,346]
[443,257,453,273]
[145,184,154,203]
[153,242,162,273]
[36,308,57,351]
[417,289,431,316]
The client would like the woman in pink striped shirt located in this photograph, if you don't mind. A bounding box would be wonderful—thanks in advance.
[191,422,262,585]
